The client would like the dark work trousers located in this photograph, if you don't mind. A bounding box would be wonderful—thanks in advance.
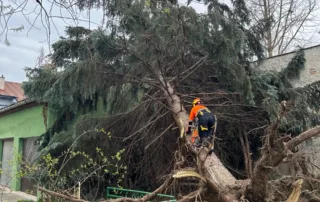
[197,113,215,138]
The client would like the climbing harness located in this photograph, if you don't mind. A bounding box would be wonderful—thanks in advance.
[196,108,211,117]
[190,114,217,153]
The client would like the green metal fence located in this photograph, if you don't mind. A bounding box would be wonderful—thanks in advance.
[106,187,176,202]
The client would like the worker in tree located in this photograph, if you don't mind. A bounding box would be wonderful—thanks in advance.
[186,98,216,148]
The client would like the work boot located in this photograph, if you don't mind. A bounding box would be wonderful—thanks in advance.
[201,137,210,148]
[193,137,201,148]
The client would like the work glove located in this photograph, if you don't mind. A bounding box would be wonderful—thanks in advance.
[186,128,192,135]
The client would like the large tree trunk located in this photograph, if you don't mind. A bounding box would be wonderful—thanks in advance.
[157,74,238,201]
[158,78,320,202]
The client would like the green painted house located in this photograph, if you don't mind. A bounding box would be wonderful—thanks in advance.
[0,82,143,196]
[0,99,46,194]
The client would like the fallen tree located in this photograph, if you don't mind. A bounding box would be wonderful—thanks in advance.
[36,98,320,202]
[155,82,320,201]
[21,0,320,201]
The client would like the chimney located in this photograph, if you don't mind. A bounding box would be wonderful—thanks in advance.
[0,75,5,90]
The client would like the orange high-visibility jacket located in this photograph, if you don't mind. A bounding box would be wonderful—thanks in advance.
[189,104,209,121]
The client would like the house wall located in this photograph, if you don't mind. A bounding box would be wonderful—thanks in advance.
[0,101,106,193]
[254,45,320,88]
[0,104,46,191]
[255,45,320,177]
[0,84,144,193]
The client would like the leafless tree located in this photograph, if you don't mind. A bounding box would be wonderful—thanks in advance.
[0,0,99,46]
[247,0,320,57]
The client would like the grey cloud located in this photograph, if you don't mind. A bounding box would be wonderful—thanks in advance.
[0,0,203,82]
[0,36,42,82]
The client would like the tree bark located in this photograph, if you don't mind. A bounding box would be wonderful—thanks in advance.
[287,126,320,149]
[38,187,87,202]
[263,0,273,57]
[157,73,237,201]
[248,123,320,201]
[238,130,253,178]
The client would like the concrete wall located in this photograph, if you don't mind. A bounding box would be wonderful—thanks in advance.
[0,104,46,191]
[255,45,320,177]
[254,45,320,88]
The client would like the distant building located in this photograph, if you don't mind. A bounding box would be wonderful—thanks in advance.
[0,75,25,109]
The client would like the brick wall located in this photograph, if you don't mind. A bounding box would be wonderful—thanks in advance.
[255,45,320,177]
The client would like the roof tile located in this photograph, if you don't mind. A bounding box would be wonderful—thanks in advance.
[0,81,25,101]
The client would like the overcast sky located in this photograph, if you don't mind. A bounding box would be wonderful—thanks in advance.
[0,0,319,83]
[2,0,207,83]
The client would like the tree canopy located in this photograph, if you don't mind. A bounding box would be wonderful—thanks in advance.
[22,0,320,201]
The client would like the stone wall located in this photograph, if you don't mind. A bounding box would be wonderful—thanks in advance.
[253,44,320,88]
[255,45,320,177]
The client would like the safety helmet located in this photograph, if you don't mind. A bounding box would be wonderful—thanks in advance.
[192,98,201,107]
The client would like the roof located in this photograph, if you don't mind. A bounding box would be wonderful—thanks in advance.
[0,99,38,117]
[265,44,320,60]
[0,81,25,101]
[0,95,17,99]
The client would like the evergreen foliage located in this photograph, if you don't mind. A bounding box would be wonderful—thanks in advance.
[21,0,320,199]
[280,49,305,81]
[250,49,320,133]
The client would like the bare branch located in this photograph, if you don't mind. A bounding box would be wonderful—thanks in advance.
[247,0,320,56]
[287,125,320,150]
